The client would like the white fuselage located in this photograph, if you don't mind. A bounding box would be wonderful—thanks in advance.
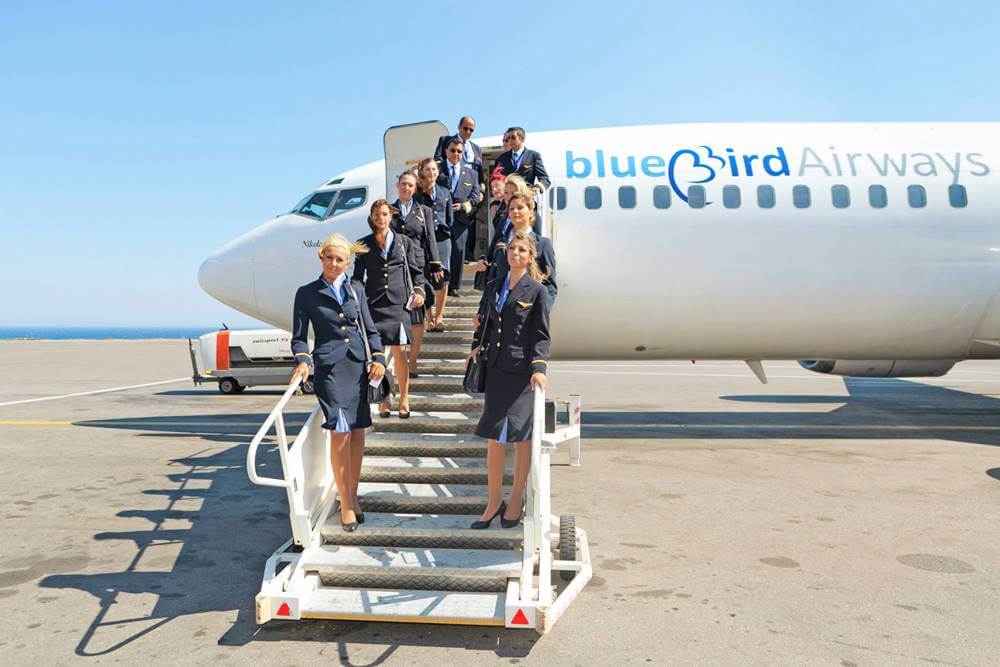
[199,122,1000,361]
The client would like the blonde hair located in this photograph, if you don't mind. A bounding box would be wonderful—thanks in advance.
[317,232,368,259]
[507,230,547,283]
[504,173,531,197]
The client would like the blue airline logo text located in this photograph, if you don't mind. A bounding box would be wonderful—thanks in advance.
[566,147,990,203]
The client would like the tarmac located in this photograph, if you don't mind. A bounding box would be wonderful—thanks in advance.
[1,339,998,665]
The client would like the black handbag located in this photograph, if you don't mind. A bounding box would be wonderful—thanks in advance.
[463,352,487,393]
[463,312,490,393]
[473,267,487,292]
[351,286,395,403]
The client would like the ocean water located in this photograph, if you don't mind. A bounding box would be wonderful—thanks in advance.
[0,327,219,340]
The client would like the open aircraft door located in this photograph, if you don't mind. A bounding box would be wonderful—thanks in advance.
[383,120,449,197]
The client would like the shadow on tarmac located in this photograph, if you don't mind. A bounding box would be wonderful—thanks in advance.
[40,414,539,660]
[584,378,1000,447]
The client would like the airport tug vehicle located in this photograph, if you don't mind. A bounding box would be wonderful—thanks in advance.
[244,121,590,632]
[189,328,312,394]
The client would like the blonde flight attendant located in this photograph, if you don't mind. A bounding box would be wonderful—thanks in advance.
[291,234,386,532]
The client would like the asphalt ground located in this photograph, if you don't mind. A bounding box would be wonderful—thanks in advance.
[1,340,998,665]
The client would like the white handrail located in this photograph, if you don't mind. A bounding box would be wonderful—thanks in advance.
[520,385,546,604]
[246,376,304,488]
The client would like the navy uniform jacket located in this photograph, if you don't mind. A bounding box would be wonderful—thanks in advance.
[472,275,551,376]
[415,186,453,240]
[292,276,385,370]
[391,199,441,272]
[352,233,424,305]
[479,227,557,309]
[494,148,550,190]
[437,161,482,227]
[434,134,484,183]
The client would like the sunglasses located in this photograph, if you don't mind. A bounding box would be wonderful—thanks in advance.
[460,126,474,132]
[448,148,463,154]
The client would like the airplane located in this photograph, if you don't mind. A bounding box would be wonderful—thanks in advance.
[198,120,1000,381]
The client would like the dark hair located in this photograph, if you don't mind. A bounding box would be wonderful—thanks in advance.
[367,198,397,248]
[505,126,525,140]
[447,137,464,150]
[458,115,475,127]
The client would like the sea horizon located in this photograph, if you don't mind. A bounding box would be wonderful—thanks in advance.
[0,326,260,340]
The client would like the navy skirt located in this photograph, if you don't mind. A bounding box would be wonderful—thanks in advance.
[474,367,534,444]
[314,357,371,431]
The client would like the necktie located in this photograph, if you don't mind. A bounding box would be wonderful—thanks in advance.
[451,165,459,192]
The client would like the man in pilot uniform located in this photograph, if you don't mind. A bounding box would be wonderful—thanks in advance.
[434,116,483,184]
[438,138,482,296]
[493,127,550,234]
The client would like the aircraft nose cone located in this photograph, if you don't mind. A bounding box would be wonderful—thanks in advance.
[198,236,258,316]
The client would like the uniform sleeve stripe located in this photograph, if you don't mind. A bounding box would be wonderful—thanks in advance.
[531,359,548,365]
[294,352,312,358]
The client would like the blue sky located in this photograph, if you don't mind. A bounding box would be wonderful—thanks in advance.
[1,1,998,326]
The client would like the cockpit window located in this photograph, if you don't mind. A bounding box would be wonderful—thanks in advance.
[328,188,367,218]
[295,190,339,219]
[293,187,368,220]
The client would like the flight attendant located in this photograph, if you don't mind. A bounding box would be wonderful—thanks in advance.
[415,157,453,331]
[290,233,386,532]
[353,199,425,418]
[391,170,442,377]
[477,193,557,310]
[468,232,551,529]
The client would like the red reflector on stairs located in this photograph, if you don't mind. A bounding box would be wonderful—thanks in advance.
[510,609,529,625]
[276,602,291,617]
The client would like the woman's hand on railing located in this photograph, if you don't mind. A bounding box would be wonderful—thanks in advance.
[368,361,386,381]
[530,372,547,392]
[290,362,309,386]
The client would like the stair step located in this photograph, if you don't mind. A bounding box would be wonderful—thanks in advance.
[407,376,467,392]
[416,345,469,360]
[304,545,520,592]
[403,395,482,411]
[435,305,481,316]
[363,439,487,459]
[300,587,504,626]
[421,330,474,345]
[424,320,476,332]
[415,360,470,375]
[374,415,478,435]
[362,456,488,468]
[321,512,521,549]
[360,466,510,485]
[352,493,498,515]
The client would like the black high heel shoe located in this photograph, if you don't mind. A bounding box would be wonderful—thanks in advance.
[341,517,358,532]
[500,507,523,529]
[470,501,506,530]
[356,511,365,524]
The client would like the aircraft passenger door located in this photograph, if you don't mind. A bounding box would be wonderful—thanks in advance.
[541,178,559,242]
[383,121,449,197]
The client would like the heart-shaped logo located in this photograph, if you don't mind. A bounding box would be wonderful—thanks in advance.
[668,146,726,203]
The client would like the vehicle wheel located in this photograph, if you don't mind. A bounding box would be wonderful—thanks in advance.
[559,515,576,581]
[218,377,241,394]
[301,378,315,394]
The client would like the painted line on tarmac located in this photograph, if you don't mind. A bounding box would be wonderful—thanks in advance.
[554,369,1000,384]
[0,420,73,425]
[0,377,190,407]
[585,423,1000,431]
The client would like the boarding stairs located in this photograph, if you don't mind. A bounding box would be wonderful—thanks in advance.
[246,268,590,633]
